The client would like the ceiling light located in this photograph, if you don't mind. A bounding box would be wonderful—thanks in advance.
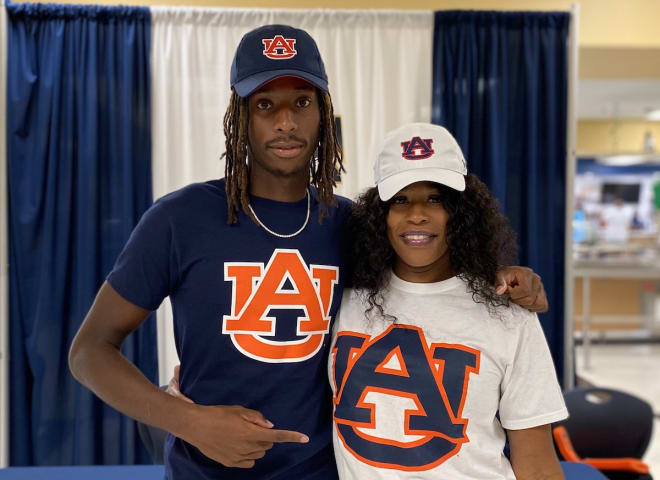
[646,109,660,121]
[596,154,652,166]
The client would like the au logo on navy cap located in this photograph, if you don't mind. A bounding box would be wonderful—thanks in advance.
[230,24,329,98]
[262,35,297,60]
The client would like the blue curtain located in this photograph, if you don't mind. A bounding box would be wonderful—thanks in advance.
[432,11,570,383]
[7,2,156,465]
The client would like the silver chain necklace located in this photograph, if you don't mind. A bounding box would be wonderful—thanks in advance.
[247,189,310,238]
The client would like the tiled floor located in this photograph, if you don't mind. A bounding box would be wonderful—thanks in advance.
[575,343,660,477]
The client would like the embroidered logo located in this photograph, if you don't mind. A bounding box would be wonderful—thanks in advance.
[401,137,434,160]
[262,36,297,60]
[331,324,480,471]
[222,249,338,363]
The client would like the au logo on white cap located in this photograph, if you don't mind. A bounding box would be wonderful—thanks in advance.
[401,136,435,160]
[262,36,297,60]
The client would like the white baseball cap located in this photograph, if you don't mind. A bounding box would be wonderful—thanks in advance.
[374,123,467,201]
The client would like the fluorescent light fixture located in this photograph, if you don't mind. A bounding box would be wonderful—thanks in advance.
[646,109,660,121]
[595,154,653,166]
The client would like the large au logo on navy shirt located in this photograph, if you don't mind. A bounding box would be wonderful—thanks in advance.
[331,325,480,470]
[222,249,338,363]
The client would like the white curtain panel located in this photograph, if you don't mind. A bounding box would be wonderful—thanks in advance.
[150,7,433,385]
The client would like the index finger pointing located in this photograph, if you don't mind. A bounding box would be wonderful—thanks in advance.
[261,428,309,444]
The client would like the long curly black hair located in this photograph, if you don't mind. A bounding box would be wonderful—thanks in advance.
[349,174,518,319]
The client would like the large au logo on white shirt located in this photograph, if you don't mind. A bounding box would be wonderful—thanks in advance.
[331,324,481,470]
[222,249,338,363]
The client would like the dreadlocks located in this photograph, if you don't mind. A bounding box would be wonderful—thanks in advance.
[222,92,251,225]
[222,89,344,225]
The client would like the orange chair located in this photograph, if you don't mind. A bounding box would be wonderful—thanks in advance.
[553,387,654,480]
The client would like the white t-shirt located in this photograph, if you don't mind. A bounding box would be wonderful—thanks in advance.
[602,204,633,243]
[328,274,568,480]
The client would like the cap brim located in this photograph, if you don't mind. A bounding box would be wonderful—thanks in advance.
[233,70,329,97]
[377,168,466,201]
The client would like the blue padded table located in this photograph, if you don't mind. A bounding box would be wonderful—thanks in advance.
[0,465,164,479]
[561,461,609,479]
[0,462,605,479]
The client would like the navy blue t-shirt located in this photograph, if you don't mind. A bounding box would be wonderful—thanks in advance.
[107,179,353,479]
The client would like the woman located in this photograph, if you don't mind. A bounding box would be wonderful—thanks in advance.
[329,123,567,479]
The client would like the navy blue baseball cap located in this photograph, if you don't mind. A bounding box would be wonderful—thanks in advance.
[230,24,329,98]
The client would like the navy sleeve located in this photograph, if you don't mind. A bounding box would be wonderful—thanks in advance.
[107,199,178,311]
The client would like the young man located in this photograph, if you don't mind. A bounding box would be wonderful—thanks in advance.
[69,25,549,480]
